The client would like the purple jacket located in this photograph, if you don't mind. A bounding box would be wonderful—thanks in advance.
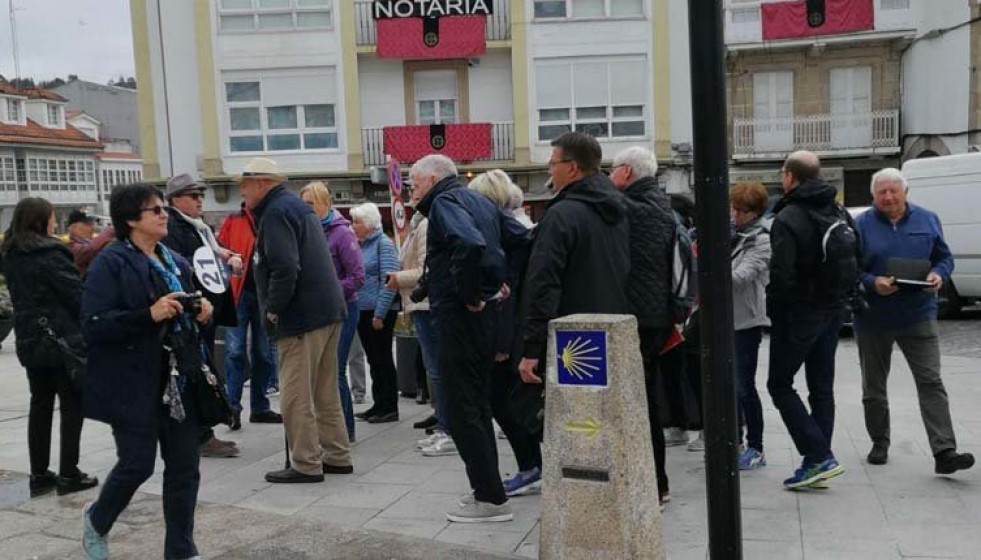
[322,210,365,303]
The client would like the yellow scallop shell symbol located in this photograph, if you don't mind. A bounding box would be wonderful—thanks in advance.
[560,336,602,380]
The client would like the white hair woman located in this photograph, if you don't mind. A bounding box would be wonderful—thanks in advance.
[349,202,401,423]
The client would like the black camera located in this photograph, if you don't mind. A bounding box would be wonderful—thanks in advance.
[174,292,203,315]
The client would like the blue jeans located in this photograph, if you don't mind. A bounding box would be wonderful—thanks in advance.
[413,311,446,433]
[767,312,842,465]
[735,326,765,453]
[224,289,276,414]
[337,300,359,439]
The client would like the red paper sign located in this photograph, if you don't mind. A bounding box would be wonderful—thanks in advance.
[383,123,492,164]
[762,0,873,41]
[377,16,486,60]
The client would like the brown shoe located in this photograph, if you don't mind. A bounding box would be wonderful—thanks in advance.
[201,437,239,458]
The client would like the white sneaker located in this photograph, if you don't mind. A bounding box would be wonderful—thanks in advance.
[446,500,513,523]
[664,428,689,447]
[417,431,443,450]
[687,431,705,452]
[422,434,458,457]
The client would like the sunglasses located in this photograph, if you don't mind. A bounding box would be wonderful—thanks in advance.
[178,192,206,201]
[141,205,166,216]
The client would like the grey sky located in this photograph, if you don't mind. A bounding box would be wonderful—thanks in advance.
[0,0,135,84]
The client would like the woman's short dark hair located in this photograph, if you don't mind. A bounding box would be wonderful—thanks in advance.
[110,183,164,241]
[1,197,54,254]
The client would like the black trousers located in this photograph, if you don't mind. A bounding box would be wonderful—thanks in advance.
[357,310,399,415]
[490,360,542,473]
[435,305,506,505]
[90,405,202,560]
[26,366,83,477]
[639,327,670,496]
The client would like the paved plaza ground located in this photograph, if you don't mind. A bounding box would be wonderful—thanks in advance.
[3,315,981,559]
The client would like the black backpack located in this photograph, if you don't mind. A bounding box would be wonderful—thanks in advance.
[806,204,859,304]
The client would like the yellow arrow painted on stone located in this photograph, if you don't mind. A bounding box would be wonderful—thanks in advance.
[563,418,602,439]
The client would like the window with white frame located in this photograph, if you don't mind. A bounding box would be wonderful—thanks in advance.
[46,104,62,127]
[218,0,332,32]
[223,69,339,153]
[535,57,648,141]
[27,156,95,193]
[413,70,459,125]
[533,0,643,19]
[0,155,16,191]
[5,99,22,123]
[880,0,909,9]
[726,0,760,23]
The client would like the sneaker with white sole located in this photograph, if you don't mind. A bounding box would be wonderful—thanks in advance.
[687,432,705,452]
[503,468,542,497]
[422,434,458,457]
[417,431,443,450]
[82,502,109,560]
[664,428,688,447]
[458,492,475,507]
[446,500,513,523]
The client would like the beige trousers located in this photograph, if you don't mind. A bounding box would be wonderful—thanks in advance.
[276,323,351,475]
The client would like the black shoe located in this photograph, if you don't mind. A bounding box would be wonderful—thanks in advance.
[414,415,438,430]
[265,467,324,484]
[29,471,56,498]
[355,408,376,421]
[250,410,283,424]
[425,426,436,435]
[935,450,975,475]
[867,445,888,466]
[367,411,399,424]
[56,472,99,496]
[401,391,417,399]
[323,463,355,475]
[230,410,242,431]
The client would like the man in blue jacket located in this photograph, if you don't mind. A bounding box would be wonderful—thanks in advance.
[410,154,530,524]
[855,167,973,474]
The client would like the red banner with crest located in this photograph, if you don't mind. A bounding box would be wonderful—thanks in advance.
[383,124,492,164]
[762,0,873,41]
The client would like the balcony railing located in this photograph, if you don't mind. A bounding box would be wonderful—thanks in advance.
[355,0,511,47]
[362,121,515,167]
[732,110,899,158]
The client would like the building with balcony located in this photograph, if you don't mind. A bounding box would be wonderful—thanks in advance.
[0,83,103,229]
[129,0,695,218]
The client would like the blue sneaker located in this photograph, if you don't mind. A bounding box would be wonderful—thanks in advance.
[504,467,542,497]
[82,502,109,560]
[783,458,844,490]
[738,447,766,471]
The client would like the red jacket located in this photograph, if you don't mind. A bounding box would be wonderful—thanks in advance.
[217,206,256,305]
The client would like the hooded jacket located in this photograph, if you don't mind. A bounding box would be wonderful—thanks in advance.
[732,217,771,331]
[622,176,675,329]
[1,235,82,370]
[767,177,848,317]
[520,173,631,359]
[321,209,365,303]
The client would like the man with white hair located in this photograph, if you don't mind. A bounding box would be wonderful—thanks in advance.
[410,154,530,523]
[610,146,676,505]
[854,168,973,474]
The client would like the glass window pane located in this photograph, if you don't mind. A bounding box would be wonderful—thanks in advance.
[572,0,604,17]
[576,106,607,119]
[220,14,254,31]
[257,0,289,7]
[575,122,609,137]
[297,0,329,5]
[613,105,644,118]
[304,133,338,149]
[230,136,264,152]
[258,13,292,29]
[221,0,252,8]
[297,11,331,27]
[612,121,645,137]
[539,124,571,141]
[440,100,457,123]
[534,1,566,17]
[230,107,261,130]
[304,104,335,127]
[267,106,298,129]
[267,134,301,150]
[540,108,570,121]
[226,82,260,102]
[610,0,643,16]
[418,101,436,121]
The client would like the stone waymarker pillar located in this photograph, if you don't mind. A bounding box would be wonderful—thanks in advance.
[539,314,664,560]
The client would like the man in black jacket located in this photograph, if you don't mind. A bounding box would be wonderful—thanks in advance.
[766,150,848,489]
[410,154,530,524]
[518,132,631,386]
[240,158,352,484]
[610,146,675,505]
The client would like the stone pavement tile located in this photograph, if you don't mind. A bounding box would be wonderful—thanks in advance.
[889,521,981,558]
[377,490,464,522]
[514,523,539,559]
[802,538,901,560]
[357,461,443,485]
[388,447,471,470]
[0,533,78,558]
[414,468,473,495]
[305,482,414,510]
[742,538,804,559]
[741,507,802,542]
[665,540,708,560]
[196,466,274,506]
[363,516,449,539]
[0,510,52,540]
[235,478,341,515]
[798,486,890,541]
[880,495,973,525]
[296,504,382,528]
[435,524,528,555]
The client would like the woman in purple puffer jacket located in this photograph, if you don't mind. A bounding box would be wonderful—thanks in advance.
[300,181,366,441]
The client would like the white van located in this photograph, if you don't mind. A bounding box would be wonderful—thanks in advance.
[901,153,981,317]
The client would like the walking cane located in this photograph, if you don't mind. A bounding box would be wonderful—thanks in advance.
[283,428,290,469]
